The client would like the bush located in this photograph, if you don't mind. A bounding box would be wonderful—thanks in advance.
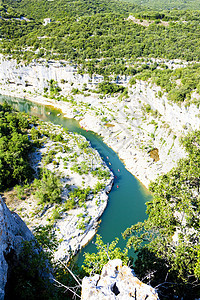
[64,198,76,211]
[34,169,62,204]
[97,81,125,95]
[82,235,129,275]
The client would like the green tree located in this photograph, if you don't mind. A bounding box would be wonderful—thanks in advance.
[34,169,62,204]
[82,234,129,275]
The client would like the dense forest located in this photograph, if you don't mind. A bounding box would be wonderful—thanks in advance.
[0,0,200,299]
[125,0,200,10]
[1,0,200,112]
[1,1,200,65]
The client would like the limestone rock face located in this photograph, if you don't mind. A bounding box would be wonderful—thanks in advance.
[0,54,130,94]
[0,197,34,300]
[81,259,159,300]
[133,81,200,133]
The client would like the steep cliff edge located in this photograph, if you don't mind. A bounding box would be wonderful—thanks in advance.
[0,196,34,299]
[0,196,52,299]
[81,259,159,300]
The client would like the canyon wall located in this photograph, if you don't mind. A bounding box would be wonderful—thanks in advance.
[133,81,200,133]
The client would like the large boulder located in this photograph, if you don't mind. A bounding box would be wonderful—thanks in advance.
[81,259,159,300]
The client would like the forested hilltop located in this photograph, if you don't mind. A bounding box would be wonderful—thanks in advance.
[124,0,200,10]
[1,0,200,65]
[0,0,200,299]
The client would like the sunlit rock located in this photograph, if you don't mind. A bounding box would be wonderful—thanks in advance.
[81,259,159,300]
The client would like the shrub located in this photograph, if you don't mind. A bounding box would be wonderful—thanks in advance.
[34,169,62,204]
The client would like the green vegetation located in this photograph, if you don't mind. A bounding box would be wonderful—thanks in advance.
[2,1,200,70]
[91,167,110,180]
[69,187,92,207]
[46,79,62,99]
[34,169,62,204]
[125,0,200,11]
[123,130,200,298]
[82,234,129,274]
[93,181,105,194]
[4,0,137,20]
[70,161,90,175]
[9,227,84,300]
[0,103,34,191]
[135,63,200,105]
[2,0,200,108]
[34,224,59,252]
[97,81,125,95]
[6,240,55,300]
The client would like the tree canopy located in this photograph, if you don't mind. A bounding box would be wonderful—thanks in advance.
[0,103,34,191]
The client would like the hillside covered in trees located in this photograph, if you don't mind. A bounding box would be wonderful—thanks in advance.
[1,0,200,65]
[123,130,200,298]
[124,0,200,10]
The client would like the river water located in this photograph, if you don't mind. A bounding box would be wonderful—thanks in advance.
[0,94,152,264]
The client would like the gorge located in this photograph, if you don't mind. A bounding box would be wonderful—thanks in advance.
[0,55,198,188]
[0,49,199,300]
[1,0,200,297]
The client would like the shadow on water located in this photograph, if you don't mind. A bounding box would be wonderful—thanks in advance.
[0,95,152,265]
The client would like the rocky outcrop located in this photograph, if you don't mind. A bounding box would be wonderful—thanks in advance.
[0,54,101,93]
[81,259,159,300]
[0,54,130,94]
[0,196,34,299]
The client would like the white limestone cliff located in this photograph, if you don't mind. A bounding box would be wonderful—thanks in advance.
[81,259,159,300]
[133,81,200,133]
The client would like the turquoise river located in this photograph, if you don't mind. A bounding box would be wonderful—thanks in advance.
[0,94,152,264]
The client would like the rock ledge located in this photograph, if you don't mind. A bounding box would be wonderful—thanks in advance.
[81,259,159,300]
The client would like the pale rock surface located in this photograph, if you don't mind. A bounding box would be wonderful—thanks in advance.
[133,81,200,132]
[81,259,159,300]
[0,197,34,300]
